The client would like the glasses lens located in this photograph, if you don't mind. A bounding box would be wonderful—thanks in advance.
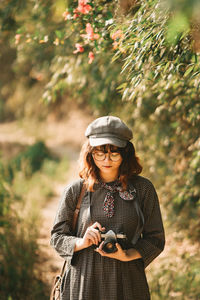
[93,152,105,161]
[110,153,121,162]
[93,151,121,162]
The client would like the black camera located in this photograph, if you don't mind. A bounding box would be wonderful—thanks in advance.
[96,229,128,253]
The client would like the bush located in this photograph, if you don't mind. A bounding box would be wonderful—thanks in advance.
[0,141,54,299]
[0,215,48,300]
[10,141,51,176]
[0,173,47,299]
[149,254,200,299]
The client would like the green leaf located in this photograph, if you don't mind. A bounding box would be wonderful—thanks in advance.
[55,30,64,39]
[184,66,194,77]
[166,12,190,45]
[191,71,200,79]
[116,82,127,90]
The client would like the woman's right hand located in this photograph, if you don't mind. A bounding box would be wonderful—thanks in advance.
[74,222,105,252]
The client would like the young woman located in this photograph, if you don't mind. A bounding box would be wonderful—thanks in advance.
[50,116,165,300]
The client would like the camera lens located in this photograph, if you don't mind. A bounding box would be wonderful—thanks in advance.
[102,238,117,253]
[105,242,114,250]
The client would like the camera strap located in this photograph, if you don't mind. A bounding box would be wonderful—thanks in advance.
[132,194,144,245]
[125,181,144,245]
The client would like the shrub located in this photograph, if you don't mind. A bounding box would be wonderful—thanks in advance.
[9,141,51,177]
[0,141,53,299]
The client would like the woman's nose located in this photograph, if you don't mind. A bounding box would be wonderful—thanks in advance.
[104,153,111,161]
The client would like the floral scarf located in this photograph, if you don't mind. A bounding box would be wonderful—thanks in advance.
[99,181,136,218]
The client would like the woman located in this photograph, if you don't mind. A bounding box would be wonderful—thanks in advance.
[50,116,165,300]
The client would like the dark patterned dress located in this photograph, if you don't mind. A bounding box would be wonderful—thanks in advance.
[50,175,165,300]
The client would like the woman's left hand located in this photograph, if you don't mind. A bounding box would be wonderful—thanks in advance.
[95,242,128,262]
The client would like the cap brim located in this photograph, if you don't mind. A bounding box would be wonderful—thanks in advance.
[89,137,127,148]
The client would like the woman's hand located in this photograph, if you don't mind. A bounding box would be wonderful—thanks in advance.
[95,242,128,261]
[95,243,142,262]
[74,222,105,252]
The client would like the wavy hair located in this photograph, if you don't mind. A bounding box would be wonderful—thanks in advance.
[79,140,142,191]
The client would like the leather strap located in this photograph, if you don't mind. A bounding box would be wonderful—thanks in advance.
[56,182,86,280]
[72,183,86,232]
[50,182,86,300]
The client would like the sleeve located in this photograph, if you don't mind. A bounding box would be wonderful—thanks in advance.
[133,179,165,268]
[50,180,83,264]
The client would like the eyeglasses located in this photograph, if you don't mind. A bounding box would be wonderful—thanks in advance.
[92,151,121,162]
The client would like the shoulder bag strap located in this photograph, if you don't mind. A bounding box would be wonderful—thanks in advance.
[72,182,86,232]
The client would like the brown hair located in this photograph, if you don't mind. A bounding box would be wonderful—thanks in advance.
[79,140,142,191]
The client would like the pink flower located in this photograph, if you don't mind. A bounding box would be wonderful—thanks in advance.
[112,41,119,50]
[79,0,88,5]
[88,51,94,64]
[111,30,124,50]
[82,23,99,41]
[15,34,21,45]
[75,0,92,14]
[111,30,124,41]
[73,12,79,19]
[73,43,84,54]
[63,10,70,21]
[86,23,99,40]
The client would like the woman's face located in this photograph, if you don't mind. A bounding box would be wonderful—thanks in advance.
[92,144,123,178]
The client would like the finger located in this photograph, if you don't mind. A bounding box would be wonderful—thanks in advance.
[116,243,122,251]
[91,228,101,243]
[95,247,105,256]
[91,221,101,228]
[85,234,96,245]
[90,228,101,244]
[95,247,116,259]
[91,222,105,232]
[98,241,104,251]
[87,231,99,245]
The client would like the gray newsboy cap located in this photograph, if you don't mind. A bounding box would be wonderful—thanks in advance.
[85,116,133,147]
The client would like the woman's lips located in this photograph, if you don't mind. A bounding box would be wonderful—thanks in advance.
[103,166,112,168]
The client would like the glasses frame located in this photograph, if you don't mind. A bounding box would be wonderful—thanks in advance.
[92,151,122,162]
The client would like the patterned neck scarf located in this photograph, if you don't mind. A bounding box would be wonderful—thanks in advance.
[100,180,136,218]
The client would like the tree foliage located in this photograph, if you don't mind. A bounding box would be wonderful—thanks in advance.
[0,0,125,117]
[112,0,200,241]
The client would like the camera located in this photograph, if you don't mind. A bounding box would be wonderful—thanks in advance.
[96,229,128,253]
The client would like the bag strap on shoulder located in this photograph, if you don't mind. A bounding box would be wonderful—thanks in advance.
[54,182,86,284]
[72,182,86,232]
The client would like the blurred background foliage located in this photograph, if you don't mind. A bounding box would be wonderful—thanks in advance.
[0,141,69,299]
[0,0,200,299]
